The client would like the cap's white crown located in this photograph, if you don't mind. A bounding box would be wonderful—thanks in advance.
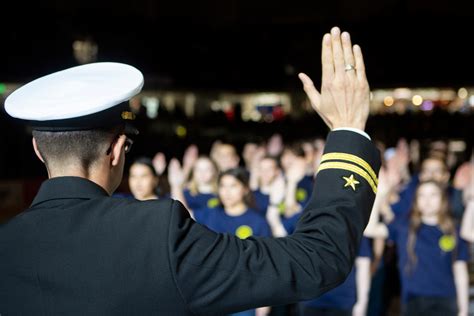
[5,62,144,121]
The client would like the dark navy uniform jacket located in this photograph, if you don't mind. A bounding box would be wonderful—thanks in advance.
[0,130,380,315]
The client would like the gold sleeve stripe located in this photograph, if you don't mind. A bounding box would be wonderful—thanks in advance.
[320,153,378,185]
[317,161,377,194]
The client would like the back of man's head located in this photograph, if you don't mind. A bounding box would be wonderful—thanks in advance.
[32,126,119,172]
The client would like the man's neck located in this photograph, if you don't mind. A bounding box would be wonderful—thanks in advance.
[48,167,112,195]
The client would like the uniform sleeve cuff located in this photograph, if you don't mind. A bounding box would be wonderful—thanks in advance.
[332,128,371,140]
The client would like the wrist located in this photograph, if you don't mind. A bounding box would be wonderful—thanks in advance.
[332,127,371,140]
[332,122,366,130]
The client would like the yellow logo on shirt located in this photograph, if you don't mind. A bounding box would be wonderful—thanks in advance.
[296,188,308,202]
[235,225,253,239]
[207,198,220,208]
[439,235,456,252]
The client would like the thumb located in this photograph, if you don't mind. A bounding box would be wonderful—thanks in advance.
[298,72,321,110]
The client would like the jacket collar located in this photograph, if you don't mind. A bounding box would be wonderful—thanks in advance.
[31,176,109,207]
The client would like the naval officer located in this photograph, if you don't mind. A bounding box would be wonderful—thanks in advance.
[0,27,380,315]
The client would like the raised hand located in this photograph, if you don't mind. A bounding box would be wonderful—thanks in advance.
[299,27,370,131]
[453,162,472,190]
[183,145,199,171]
[286,159,307,184]
[152,152,167,176]
[168,158,185,188]
[269,174,286,205]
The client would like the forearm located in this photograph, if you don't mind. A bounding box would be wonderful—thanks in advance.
[266,205,288,237]
[460,201,474,242]
[363,192,383,238]
[249,170,259,191]
[182,165,192,183]
[354,257,371,313]
[453,261,469,316]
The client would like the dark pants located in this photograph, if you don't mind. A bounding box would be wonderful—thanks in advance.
[300,306,351,316]
[403,297,457,316]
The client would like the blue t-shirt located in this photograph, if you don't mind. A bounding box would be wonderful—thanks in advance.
[391,175,465,220]
[295,175,314,208]
[389,219,470,302]
[252,189,270,216]
[304,237,373,310]
[194,207,272,238]
[281,212,301,235]
[280,175,314,234]
[111,192,134,199]
[183,189,219,211]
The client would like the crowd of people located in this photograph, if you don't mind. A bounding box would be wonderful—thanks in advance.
[116,133,474,316]
[1,25,472,315]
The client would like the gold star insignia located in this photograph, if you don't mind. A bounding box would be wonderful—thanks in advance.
[343,174,360,191]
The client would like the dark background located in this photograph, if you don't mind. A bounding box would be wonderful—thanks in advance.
[0,0,473,182]
[2,0,474,89]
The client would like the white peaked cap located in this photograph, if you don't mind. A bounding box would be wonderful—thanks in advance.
[5,62,144,132]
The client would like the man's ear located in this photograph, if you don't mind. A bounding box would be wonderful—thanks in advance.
[32,137,45,163]
[110,135,126,167]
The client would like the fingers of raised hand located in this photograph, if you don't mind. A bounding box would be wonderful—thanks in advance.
[353,44,367,82]
[321,33,334,82]
[153,152,167,175]
[330,27,346,78]
[341,32,356,79]
[169,158,180,170]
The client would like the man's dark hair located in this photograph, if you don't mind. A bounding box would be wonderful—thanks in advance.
[32,126,121,170]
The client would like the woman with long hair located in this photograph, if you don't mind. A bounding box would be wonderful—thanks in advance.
[389,181,470,316]
[193,167,271,239]
[128,157,162,201]
[184,156,219,211]
[193,167,272,316]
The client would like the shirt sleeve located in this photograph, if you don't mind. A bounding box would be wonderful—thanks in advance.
[358,237,372,259]
[332,127,371,140]
[449,187,465,220]
[456,233,470,262]
[167,130,381,315]
[192,207,207,224]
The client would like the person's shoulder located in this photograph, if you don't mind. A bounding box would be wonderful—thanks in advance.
[107,197,195,234]
[96,196,176,222]
[104,195,173,209]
